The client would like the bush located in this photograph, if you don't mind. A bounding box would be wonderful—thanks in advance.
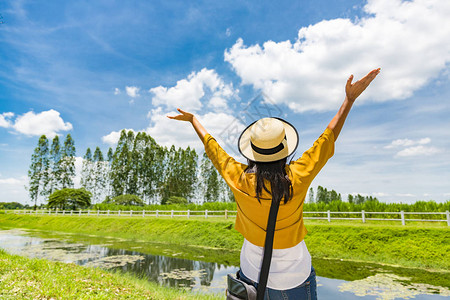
[111,194,144,206]
[48,188,91,210]
[165,196,188,205]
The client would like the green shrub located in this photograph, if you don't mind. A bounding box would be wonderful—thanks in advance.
[165,196,188,205]
[111,194,145,206]
[48,188,91,210]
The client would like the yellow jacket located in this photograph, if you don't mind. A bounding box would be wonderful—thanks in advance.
[204,128,335,249]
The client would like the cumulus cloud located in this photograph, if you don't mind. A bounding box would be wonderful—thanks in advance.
[384,137,431,149]
[3,109,72,138]
[114,88,120,95]
[224,0,450,112]
[396,145,440,157]
[102,128,137,145]
[126,86,140,98]
[0,112,14,128]
[384,137,440,157]
[149,68,237,112]
[0,177,25,185]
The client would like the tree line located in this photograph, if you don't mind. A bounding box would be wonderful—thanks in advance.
[308,186,378,204]
[27,130,233,208]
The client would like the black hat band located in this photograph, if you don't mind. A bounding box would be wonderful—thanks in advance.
[250,136,286,155]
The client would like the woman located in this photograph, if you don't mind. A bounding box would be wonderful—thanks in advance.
[168,68,380,299]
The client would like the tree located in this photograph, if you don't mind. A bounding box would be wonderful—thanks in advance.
[48,188,91,210]
[92,146,107,204]
[166,196,188,205]
[49,135,62,195]
[111,194,144,206]
[80,148,94,192]
[110,130,130,197]
[60,134,76,189]
[27,135,49,209]
[348,194,354,204]
[199,152,221,202]
[308,187,315,203]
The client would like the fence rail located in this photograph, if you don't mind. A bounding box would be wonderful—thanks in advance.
[4,209,450,226]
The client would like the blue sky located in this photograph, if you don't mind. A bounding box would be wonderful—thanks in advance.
[1,0,449,205]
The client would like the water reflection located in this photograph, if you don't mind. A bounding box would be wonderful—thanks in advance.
[0,228,449,299]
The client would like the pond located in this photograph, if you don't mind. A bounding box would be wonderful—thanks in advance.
[0,228,449,299]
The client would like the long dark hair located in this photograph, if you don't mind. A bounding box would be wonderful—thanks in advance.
[246,158,293,204]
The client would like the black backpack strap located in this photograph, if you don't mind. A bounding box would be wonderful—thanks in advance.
[256,199,280,300]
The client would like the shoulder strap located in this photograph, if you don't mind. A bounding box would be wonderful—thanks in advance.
[256,199,280,300]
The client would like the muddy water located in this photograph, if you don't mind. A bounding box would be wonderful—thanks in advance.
[0,228,449,299]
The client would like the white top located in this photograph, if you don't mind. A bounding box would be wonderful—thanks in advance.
[240,238,311,290]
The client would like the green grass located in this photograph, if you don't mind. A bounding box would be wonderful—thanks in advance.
[0,249,221,300]
[0,214,449,271]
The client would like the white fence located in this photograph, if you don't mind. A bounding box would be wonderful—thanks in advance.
[4,209,450,226]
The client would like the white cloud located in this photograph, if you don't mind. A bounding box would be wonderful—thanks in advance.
[226,27,231,37]
[395,193,415,197]
[224,0,450,112]
[10,109,72,138]
[0,112,14,128]
[384,137,431,149]
[114,88,120,95]
[125,86,140,98]
[384,137,440,157]
[149,68,237,112]
[0,177,25,185]
[396,145,440,157]
[102,128,137,145]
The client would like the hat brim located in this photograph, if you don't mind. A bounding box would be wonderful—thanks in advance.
[238,117,299,162]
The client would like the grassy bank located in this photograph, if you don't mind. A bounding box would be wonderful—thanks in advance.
[0,249,220,299]
[0,214,449,271]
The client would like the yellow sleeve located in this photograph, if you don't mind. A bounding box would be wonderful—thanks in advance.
[203,134,247,188]
[289,128,335,187]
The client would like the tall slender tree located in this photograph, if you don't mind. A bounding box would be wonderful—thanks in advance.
[80,148,94,193]
[49,135,62,195]
[60,134,76,188]
[199,152,221,202]
[92,146,106,204]
[27,135,49,209]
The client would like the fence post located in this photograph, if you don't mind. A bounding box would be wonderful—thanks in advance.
[130,210,133,217]
[143,210,145,217]
[97,210,100,217]
[88,210,90,216]
[156,210,159,217]
[205,209,208,219]
[63,210,65,216]
[70,210,73,216]
[79,209,81,216]
[446,211,449,227]
[107,210,110,216]
[225,209,228,219]
[187,209,190,219]
[327,210,331,222]
[49,209,51,215]
[401,211,405,226]
[361,210,365,223]
[171,210,174,218]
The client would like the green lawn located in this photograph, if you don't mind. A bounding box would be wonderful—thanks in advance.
[0,214,449,271]
[0,249,221,300]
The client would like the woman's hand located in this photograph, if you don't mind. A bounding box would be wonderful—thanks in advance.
[167,108,208,143]
[167,108,194,122]
[346,68,381,102]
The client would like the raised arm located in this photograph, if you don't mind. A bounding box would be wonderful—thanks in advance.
[327,68,380,141]
[167,108,208,144]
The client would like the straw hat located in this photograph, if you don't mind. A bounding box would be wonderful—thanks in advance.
[238,117,299,162]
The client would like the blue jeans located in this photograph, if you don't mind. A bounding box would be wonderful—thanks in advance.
[238,266,317,300]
